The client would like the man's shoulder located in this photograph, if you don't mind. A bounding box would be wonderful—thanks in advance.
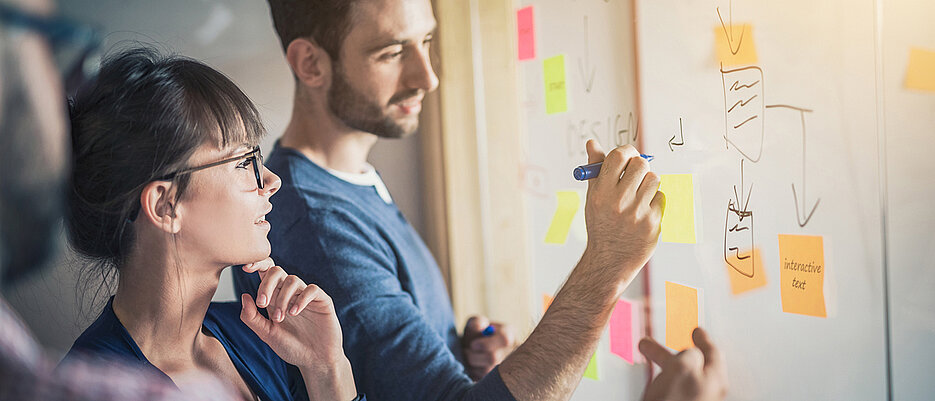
[267,147,371,221]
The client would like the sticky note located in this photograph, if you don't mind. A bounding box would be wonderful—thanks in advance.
[610,299,634,364]
[583,352,599,380]
[659,174,697,243]
[905,48,935,93]
[714,24,758,67]
[542,293,554,315]
[517,6,535,61]
[543,55,568,114]
[544,191,579,244]
[778,234,826,317]
[725,248,767,295]
[665,282,698,351]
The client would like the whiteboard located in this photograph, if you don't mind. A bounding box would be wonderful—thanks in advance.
[517,0,647,400]
[637,0,888,399]
[514,0,934,399]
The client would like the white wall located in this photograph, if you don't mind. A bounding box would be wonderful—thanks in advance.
[3,0,427,357]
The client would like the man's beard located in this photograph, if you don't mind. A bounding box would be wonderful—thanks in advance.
[328,64,421,139]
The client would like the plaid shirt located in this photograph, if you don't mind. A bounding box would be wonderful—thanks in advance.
[0,297,238,401]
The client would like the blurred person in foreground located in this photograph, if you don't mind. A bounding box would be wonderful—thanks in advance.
[0,0,234,399]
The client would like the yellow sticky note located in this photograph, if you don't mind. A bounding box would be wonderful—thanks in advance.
[665,282,698,352]
[778,234,826,317]
[543,55,568,114]
[725,248,767,295]
[544,191,580,244]
[905,48,935,93]
[714,24,758,67]
[659,174,697,244]
[542,293,554,315]
[583,352,599,380]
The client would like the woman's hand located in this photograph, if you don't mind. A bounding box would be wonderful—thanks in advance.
[239,258,357,400]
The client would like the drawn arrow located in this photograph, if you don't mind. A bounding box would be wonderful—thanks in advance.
[766,104,820,227]
[577,15,596,93]
[668,118,685,151]
[716,0,746,56]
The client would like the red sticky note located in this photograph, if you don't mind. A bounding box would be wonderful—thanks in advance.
[517,6,535,60]
[609,299,634,364]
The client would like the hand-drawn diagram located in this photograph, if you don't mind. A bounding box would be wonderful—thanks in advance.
[716,1,820,227]
[577,15,596,93]
[720,65,764,162]
[668,118,685,151]
[724,159,756,278]
[765,104,821,227]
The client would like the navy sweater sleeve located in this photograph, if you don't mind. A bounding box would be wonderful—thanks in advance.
[270,207,515,401]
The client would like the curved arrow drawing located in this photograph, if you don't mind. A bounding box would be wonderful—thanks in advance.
[669,118,685,151]
[765,104,820,227]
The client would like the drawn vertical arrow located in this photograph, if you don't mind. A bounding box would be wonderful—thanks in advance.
[767,104,820,227]
[669,118,685,151]
[577,15,596,93]
[717,0,746,56]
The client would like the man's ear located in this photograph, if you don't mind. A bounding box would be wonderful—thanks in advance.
[286,38,332,88]
[139,181,183,234]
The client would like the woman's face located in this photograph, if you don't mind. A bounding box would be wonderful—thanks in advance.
[175,143,281,267]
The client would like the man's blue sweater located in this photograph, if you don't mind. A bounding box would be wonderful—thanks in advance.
[233,145,516,401]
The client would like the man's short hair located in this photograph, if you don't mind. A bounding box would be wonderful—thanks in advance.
[267,0,359,61]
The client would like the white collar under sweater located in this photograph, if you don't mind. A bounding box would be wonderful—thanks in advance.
[324,163,394,204]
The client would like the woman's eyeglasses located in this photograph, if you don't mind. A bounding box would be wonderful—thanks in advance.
[158,146,265,190]
[0,3,102,95]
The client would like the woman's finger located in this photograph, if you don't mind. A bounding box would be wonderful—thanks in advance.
[256,265,288,308]
[242,257,276,275]
[273,276,305,322]
[290,284,332,316]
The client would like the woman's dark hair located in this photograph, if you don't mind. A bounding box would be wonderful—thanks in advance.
[66,46,266,275]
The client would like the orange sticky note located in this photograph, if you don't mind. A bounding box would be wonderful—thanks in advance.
[517,6,535,61]
[778,234,826,317]
[905,48,935,93]
[665,282,698,351]
[542,293,554,315]
[714,24,758,67]
[725,248,767,295]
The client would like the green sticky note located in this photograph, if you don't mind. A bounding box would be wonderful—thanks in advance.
[659,174,697,243]
[544,191,580,244]
[583,352,599,380]
[543,55,568,114]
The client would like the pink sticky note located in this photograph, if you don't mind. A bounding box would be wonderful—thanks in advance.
[609,299,634,364]
[517,6,535,60]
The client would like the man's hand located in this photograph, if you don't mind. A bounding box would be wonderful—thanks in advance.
[462,315,516,381]
[639,328,728,401]
[582,140,665,291]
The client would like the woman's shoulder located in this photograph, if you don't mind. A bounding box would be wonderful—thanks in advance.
[62,299,147,366]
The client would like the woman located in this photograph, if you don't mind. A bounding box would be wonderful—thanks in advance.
[62,47,360,401]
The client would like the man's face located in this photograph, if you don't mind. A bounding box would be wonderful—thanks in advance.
[327,0,438,139]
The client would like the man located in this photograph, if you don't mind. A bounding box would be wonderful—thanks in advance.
[0,0,235,399]
[233,1,727,400]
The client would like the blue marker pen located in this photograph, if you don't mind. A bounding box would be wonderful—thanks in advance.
[482,325,495,337]
[573,154,654,181]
